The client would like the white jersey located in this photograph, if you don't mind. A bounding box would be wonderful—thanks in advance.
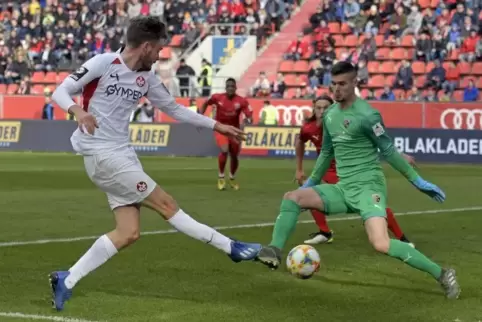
[52,51,216,155]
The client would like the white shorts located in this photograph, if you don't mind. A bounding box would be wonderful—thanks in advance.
[83,147,157,210]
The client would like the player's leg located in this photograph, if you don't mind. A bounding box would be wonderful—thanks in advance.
[257,184,347,269]
[227,140,240,190]
[142,184,261,262]
[358,188,460,299]
[385,207,413,246]
[304,171,338,244]
[215,132,230,190]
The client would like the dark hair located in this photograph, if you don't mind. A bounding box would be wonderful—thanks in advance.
[306,95,334,122]
[126,16,167,48]
[331,61,357,76]
[226,78,236,85]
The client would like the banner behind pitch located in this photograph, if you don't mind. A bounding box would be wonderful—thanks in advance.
[0,121,480,163]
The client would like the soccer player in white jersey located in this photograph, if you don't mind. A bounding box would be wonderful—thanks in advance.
[49,16,261,312]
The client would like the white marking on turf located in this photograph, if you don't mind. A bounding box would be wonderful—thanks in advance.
[0,206,481,248]
[0,312,99,322]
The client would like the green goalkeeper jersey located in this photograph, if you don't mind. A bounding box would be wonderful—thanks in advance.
[309,97,419,184]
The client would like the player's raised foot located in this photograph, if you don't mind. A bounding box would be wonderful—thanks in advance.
[229,178,239,191]
[228,240,261,263]
[217,178,226,190]
[304,230,334,245]
[255,245,282,270]
[49,271,73,311]
[438,268,461,299]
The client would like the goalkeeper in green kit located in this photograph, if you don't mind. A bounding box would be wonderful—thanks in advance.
[255,62,460,299]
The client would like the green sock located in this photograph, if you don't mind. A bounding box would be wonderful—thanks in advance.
[270,199,301,250]
[388,239,442,280]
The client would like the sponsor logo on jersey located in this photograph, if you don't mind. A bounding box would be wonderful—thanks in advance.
[0,121,21,147]
[70,66,89,81]
[372,122,385,137]
[372,194,381,203]
[343,119,351,128]
[105,84,143,101]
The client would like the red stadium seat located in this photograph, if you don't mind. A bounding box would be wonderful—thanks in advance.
[0,84,6,94]
[374,35,384,47]
[418,0,431,9]
[283,74,297,87]
[385,75,396,86]
[315,87,330,97]
[344,35,358,47]
[458,62,471,75]
[391,48,408,60]
[426,61,435,72]
[57,72,70,83]
[453,90,464,101]
[45,72,57,83]
[31,72,44,83]
[415,76,425,87]
[7,84,18,94]
[340,23,352,34]
[401,35,414,47]
[278,60,294,73]
[169,35,184,47]
[476,77,482,88]
[159,47,171,60]
[332,35,344,47]
[471,62,482,75]
[368,75,385,88]
[430,0,440,8]
[376,48,391,60]
[367,61,379,74]
[328,22,340,34]
[284,88,297,99]
[31,85,45,94]
[460,76,473,88]
[380,61,395,74]
[293,60,309,73]
[412,61,426,74]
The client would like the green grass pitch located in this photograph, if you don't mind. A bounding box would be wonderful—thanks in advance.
[0,153,481,322]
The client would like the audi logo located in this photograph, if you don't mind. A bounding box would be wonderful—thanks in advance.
[440,108,482,130]
[259,105,312,125]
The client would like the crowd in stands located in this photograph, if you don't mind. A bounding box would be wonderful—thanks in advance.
[251,0,482,102]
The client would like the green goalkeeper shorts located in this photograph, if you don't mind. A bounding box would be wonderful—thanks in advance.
[312,176,388,222]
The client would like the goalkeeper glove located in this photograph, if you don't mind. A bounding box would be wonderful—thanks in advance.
[410,177,446,203]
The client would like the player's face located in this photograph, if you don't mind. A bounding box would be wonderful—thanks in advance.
[313,99,331,120]
[331,72,357,102]
[226,81,236,96]
[140,40,164,69]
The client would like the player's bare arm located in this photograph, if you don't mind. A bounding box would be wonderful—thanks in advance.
[294,135,306,186]
[198,99,210,115]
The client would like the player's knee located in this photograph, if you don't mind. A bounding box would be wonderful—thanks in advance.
[283,190,300,204]
[220,146,229,153]
[369,237,390,254]
[143,186,179,219]
[114,226,140,247]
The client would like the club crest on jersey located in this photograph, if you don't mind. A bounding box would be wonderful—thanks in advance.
[372,194,381,203]
[70,66,88,81]
[136,76,145,87]
[137,181,148,192]
[343,119,351,128]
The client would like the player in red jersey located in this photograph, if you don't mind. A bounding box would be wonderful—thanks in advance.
[295,95,414,246]
[199,78,252,191]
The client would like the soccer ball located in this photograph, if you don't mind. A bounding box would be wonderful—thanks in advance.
[286,245,321,279]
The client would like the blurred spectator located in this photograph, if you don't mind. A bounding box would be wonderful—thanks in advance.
[285,34,309,61]
[424,60,445,90]
[198,59,212,97]
[357,59,369,86]
[432,32,447,61]
[365,5,381,35]
[259,100,278,125]
[442,62,460,96]
[446,24,460,52]
[379,86,395,101]
[308,60,323,88]
[271,73,286,98]
[385,6,407,43]
[41,89,54,120]
[460,30,479,62]
[408,86,423,101]
[360,32,376,60]
[403,5,423,36]
[176,59,195,97]
[463,79,479,101]
[424,87,438,101]
[393,60,413,90]
[415,32,432,62]
[251,71,271,97]
[15,76,31,95]
[365,89,376,100]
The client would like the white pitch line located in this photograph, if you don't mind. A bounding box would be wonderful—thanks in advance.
[0,206,481,248]
[0,312,99,322]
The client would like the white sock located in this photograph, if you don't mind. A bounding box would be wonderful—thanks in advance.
[64,234,118,289]
[168,209,232,254]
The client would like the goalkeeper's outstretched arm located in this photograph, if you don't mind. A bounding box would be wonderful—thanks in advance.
[364,111,419,181]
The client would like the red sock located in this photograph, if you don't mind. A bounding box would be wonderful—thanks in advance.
[218,152,227,176]
[311,210,330,233]
[229,155,239,178]
[386,208,404,240]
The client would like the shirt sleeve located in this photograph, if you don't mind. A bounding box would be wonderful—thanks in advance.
[241,98,253,118]
[309,118,334,183]
[52,54,105,112]
[205,95,218,106]
[363,110,419,181]
[298,125,309,143]
[146,73,216,129]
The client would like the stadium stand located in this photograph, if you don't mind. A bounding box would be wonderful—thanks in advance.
[255,0,482,102]
[0,0,297,96]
